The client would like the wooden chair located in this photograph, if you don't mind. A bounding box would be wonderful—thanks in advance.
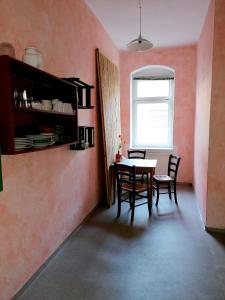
[114,163,151,223]
[127,149,147,183]
[153,154,181,206]
[127,149,146,159]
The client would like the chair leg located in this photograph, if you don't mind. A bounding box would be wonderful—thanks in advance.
[174,182,178,205]
[117,189,121,218]
[130,194,135,223]
[129,192,132,209]
[147,189,152,216]
[168,182,172,199]
[155,182,160,206]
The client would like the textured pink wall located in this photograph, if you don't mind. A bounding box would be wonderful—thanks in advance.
[0,1,119,299]
[207,0,225,228]
[194,0,214,224]
[120,46,196,183]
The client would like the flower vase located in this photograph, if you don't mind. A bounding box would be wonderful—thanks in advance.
[116,151,122,162]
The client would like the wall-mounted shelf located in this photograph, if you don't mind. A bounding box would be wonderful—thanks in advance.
[13,106,76,116]
[62,77,95,151]
[63,77,94,150]
[70,144,94,151]
[78,106,94,109]
[0,55,78,155]
[62,77,94,109]
[70,126,94,151]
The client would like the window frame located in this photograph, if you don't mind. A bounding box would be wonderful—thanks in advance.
[131,77,174,149]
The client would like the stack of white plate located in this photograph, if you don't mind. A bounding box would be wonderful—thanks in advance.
[26,135,52,148]
[40,133,56,146]
[14,137,33,151]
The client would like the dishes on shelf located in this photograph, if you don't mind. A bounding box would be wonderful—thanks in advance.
[52,99,73,113]
[14,137,33,151]
[40,133,56,145]
[13,94,74,113]
[14,134,56,151]
[26,134,56,148]
[41,99,52,111]
[31,101,42,110]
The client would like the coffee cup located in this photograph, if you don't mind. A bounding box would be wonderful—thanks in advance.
[31,101,41,109]
[41,99,52,111]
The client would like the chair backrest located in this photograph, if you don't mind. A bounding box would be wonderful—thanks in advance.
[167,154,181,180]
[127,149,146,159]
[114,163,136,191]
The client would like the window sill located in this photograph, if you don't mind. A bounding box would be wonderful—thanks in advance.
[130,146,174,150]
[129,147,174,155]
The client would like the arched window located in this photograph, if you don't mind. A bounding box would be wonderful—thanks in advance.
[131,65,175,149]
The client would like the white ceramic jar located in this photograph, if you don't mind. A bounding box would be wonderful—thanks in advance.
[22,47,43,69]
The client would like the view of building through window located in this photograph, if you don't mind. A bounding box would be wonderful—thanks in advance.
[137,102,169,145]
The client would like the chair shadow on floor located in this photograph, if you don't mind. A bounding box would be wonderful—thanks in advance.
[154,206,186,224]
[154,202,182,217]
[89,192,186,239]
[86,206,148,239]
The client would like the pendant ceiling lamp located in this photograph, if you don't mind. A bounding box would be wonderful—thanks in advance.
[127,0,153,51]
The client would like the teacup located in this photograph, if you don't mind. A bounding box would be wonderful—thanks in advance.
[41,99,52,111]
[63,103,73,113]
[67,103,73,113]
[31,101,41,109]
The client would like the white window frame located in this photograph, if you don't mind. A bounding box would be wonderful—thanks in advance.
[131,78,174,149]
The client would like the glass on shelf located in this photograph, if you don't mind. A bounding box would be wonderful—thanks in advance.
[13,89,32,108]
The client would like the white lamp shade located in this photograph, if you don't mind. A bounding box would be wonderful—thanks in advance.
[127,34,154,51]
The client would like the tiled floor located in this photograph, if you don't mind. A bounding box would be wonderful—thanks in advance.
[15,185,225,300]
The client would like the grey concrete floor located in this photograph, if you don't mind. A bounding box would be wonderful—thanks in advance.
[15,185,225,300]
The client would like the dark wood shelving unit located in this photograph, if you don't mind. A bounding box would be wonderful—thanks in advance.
[13,106,76,116]
[0,55,78,155]
[78,106,94,109]
[70,126,94,151]
[70,144,94,151]
[62,77,95,151]
[62,77,94,109]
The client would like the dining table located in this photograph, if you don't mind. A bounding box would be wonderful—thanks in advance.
[112,158,157,207]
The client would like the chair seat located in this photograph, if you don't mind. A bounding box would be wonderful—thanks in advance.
[122,182,147,193]
[153,175,173,182]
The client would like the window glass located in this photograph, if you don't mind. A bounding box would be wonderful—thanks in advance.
[137,80,170,98]
[136,102,169,145]
[131,68,174,148]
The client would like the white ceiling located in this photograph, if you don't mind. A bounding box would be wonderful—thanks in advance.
[84,0,210,50]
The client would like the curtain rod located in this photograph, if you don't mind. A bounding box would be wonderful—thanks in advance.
[133,76,174,81]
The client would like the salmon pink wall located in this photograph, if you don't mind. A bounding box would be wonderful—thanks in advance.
[207,0,225,229]
[0,1,119,299]
[120,46,196,183]
[195,0,225,229]
[194,0,214,224]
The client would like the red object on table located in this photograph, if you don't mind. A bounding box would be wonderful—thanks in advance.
[115,151,122,162]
